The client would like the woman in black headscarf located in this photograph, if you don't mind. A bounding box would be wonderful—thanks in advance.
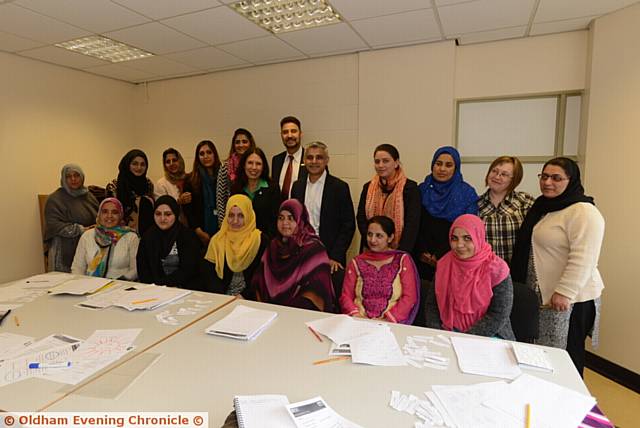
[511,157,605,376]
[137,196,201,290]
[106,149,155,236]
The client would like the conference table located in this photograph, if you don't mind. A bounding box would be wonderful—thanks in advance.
[1,274,590,427]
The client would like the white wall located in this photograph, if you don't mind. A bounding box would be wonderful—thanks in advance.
[583,3,640,373]
[0,52,135,283]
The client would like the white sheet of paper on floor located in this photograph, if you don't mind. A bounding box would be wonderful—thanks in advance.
[451,336,521,379]
[483,373,596,428]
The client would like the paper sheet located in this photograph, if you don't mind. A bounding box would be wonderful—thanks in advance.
[15,272,75,289]
[451,336,521,379]
[77,283,142,309]
[205,305,277,341]
[349,328,406,367]
[0,284,46,303]
[483,373,596,428]
[112,286,192,311]
[49,277,112,295]
[305,315,388,344]
[287,396,363,428]
[0,332,34,362]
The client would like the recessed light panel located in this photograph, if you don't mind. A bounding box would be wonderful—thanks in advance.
[56,36,153,63]
[231,0,341,34]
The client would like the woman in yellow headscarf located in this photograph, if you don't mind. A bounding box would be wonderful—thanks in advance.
[204,194,267,298]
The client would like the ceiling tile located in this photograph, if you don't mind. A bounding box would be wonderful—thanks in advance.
[330,0,431,21]
[14,0,149,33]
[439,0,535,35]
[218,35,304,64]
[351,8,441,48]
[111,0,222,20]
[105,22,207,55]
[18,45,109,68]
[162,6,268,45]
[455,25,526,45]
[124,55,200,75]
[166,46,248,70]
[531,16,596,36]
[278,23,367,55]
[85,63,157,82]
[0,30,44,52]
[0,3,89,43]
[535,0,638,23]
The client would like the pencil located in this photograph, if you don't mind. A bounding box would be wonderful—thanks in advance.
[14,316,20,327]
[131,298,159,305]
[307,326,323,342]
[312,356,350,365]
[525,403,531,428]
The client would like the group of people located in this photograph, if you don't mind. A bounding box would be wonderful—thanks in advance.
[43,116,604,376]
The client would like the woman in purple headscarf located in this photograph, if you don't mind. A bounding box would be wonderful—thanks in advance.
[252,199,335,312]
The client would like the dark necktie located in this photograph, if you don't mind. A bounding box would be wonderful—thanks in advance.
[281,155,294,199]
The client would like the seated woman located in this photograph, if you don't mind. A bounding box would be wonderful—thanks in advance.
[252,199,335,312]
[137,196,201,290]
[340,216,419,324]
[204,194,267,297]
[106,149,155,236]
[425,214,515,340]
[231,147,281,237]
[71,198,139,280]
[44,164,98,272]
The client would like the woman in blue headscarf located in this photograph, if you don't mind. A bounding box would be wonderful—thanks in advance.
[415,146,478,281]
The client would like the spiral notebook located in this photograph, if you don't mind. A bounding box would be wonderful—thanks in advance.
[233,394,295,428]
[205,305,278,341]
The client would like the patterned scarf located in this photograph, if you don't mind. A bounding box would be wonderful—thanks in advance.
[87,198,133,277]
[364,168,407,249]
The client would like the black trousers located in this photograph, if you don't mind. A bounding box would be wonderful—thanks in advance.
[566,300,596,377]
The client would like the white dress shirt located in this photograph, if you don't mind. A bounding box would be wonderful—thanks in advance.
[304,170,327,235]
[278,146,303,194]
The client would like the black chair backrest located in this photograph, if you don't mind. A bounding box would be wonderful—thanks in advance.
[510,282,539,343]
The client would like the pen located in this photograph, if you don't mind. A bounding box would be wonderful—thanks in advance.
[28,362,72,369]
[26,280,48,283]
[0,309,11,325]
[312,356,350,365]
[525,403,531,428]
[131,298,158,305]
[307,326,323,342]
[14,316,20,327]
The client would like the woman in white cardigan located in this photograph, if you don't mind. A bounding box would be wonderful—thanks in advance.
[72,197,139,280]
[511,157,604,376]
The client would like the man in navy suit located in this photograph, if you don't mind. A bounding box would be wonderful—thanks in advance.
[291,141,355,298]
[272,116,307,199]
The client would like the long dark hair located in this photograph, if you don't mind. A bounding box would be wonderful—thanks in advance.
[190,140,220,193]
[228,128,256,158]
[232,147,271,193]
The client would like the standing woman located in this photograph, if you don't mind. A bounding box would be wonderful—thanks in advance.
[340,216,420,324]
[425,214,515,340]
[511,157,604,376]
[154,148,188,202]
[183,140,222,247]
[71,198,139,280]
[231,147,281,238]
[253,199,335,312]
[137,196,201,290]
[106,149,155,236]
[216,129,256,227]
[356,144,421,253]
[415,146,478,281]
[478,156,535,264]
[44,164,99,272]
[204,194,267,297]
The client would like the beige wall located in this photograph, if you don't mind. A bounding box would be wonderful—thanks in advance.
[583,3,640,373]
[0,52,135,283]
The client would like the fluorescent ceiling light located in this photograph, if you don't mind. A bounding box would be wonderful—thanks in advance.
[231,0,341,34]
[55,36,153,63]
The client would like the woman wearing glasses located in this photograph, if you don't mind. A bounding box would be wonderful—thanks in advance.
[511,157,604,376]
[477,156,535,264]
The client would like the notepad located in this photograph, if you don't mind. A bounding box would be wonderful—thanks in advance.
[233,394,295,428]
[205,305,277,341]
[49,277,112,295]
[511,342,554,372]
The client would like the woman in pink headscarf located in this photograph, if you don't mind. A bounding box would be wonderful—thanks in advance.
[425,214,514,339]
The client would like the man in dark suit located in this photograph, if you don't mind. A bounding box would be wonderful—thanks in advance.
[272,116,307,199]
[291,141,355,298]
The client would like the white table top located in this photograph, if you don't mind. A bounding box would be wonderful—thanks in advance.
[0,274,235,412]
[45,299,590,427]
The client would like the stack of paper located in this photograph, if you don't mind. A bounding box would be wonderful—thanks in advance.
[111,285,191,311]
[234,395,295,428]
[49,277,113,295]
[206,305,277,341]
[511,342,554,372]
[451,336,521,379]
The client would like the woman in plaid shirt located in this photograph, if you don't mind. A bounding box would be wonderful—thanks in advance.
[477,156,535,264]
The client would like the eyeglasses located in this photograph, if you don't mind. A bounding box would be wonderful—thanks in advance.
[489,168,513,179]
[538,173,569,182]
